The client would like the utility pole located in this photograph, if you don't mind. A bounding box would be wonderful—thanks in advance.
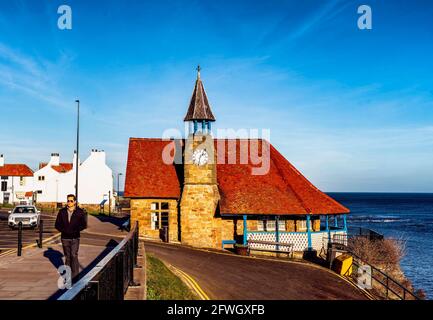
[75,99,80,205]
[117,173,123,213]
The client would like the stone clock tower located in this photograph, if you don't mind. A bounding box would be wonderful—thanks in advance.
[180,67,222,249]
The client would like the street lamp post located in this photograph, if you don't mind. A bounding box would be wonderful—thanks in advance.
[75,99,80,205]
[117,173,123,213]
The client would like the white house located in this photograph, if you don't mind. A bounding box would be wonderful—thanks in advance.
[0,154,34,205]
[33,150,114,208]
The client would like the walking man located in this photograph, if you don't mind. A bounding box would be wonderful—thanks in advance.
[55,194,87,282]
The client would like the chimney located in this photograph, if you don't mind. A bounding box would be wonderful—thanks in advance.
[0,154,4,167]
[50,153,60,166]
[91,149,106,163]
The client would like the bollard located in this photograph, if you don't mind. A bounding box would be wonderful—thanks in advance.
[17,222,23,256]
[38,220,44,248]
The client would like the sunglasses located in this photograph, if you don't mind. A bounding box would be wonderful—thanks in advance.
[67,200,75,203]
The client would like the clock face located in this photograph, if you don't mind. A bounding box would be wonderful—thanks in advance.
[192,149,209,166]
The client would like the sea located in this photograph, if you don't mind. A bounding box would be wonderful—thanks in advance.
[328,192,433,299]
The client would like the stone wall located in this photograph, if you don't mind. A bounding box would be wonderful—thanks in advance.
[130,198,179,242]
[180,184,221,248]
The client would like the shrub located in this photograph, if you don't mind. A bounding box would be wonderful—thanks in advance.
[348,236,425,299]
[349,236,406,274]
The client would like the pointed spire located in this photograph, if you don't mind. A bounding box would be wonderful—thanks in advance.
[184,66,216,122]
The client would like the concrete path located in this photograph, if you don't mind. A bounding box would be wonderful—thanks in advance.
[145,241,368,300]
[0,214,128,300]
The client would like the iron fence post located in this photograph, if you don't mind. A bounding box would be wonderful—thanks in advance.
[17,222,23,256]
[116,250,125,300]
[38,220,43,248]
[83,281,99,300]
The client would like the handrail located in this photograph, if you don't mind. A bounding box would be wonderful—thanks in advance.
[327,238,420,300]
[347,225,384,240]
[348,250,420,300]
[58,221,139,300]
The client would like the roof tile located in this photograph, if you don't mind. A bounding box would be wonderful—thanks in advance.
[0,164,33,177]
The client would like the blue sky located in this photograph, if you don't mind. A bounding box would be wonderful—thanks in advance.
[0,0,432,192]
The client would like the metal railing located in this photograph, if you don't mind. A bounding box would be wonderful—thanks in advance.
[325,235,421,300]
[347,226,384,240]
[58,221,139,300]
[17,222,22,256]
[343,251,421,300]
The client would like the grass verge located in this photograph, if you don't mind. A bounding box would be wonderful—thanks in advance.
[146,253,197,300]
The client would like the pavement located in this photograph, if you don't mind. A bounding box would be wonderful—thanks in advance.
[144,241,368,300]
[0,214,128,300]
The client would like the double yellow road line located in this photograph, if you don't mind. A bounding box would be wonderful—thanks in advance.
[168,264,210,300]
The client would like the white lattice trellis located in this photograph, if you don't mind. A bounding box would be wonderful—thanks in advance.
[311,233,324,251]
[247,232,308,252]
[279,232,308,251]
[247,230,347,252]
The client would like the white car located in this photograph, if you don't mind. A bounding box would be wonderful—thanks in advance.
[8,205,41,229]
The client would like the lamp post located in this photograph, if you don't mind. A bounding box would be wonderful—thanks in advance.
[117,173,123,213]
[75,99,80,205]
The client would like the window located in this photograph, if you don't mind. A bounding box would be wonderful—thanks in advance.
[1,176,7,180]
[278,220,286,231]
[161,212,169,227]
[150,201,169,230]
[1,181,7,192]
[257,220,264,231]
[257,219,286,231]
[296,219,312,232]
[38,176,45,181]
[20,177,25,186]
[266,220,276,231]
[151,212,159,230]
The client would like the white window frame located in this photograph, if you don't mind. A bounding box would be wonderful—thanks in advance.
[150,201,169,230]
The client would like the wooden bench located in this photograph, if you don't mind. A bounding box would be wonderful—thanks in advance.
[247,240,294,258]
[221,239,237,249]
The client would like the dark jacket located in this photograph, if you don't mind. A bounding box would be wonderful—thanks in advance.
[55,207,87,239]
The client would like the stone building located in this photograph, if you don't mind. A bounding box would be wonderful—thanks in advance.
[125,68,350,253]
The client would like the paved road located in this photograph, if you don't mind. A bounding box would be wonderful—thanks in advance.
[0,210,57,254]
[144,241,367,300]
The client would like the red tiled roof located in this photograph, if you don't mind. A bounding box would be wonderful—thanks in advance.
[184,71,216,122]
[0,164,33,177]
[124,138,349,215]
[39,163,73,173]
[124,139,181,198]
[216,140,349,215]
